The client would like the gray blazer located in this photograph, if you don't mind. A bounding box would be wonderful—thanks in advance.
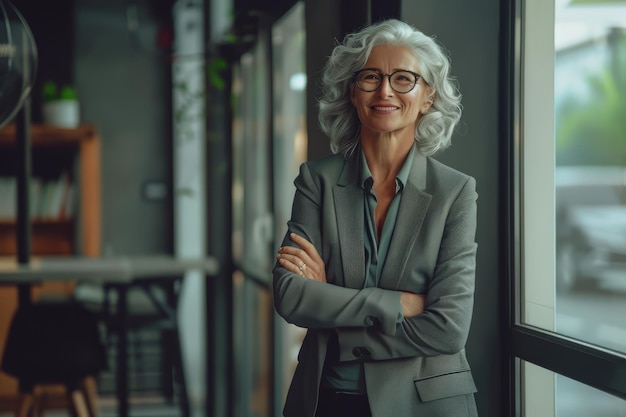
[273,148,479,417]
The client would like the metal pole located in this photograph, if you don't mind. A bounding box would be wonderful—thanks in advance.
[15,97,31,306]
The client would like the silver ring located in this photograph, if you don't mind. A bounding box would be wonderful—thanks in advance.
[299,263,306,271]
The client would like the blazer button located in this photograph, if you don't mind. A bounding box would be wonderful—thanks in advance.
[352,347,371,359]
[364,316,380,326]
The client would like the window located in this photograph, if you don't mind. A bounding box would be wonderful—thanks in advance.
[271,1,308,407]
[230,3,306,416]
[511,0,626,415]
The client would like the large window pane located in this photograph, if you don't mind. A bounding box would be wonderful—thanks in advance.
[521,0,626,354]
[522,361,626,417]
[556,372,626,417]
[553,0,626,353]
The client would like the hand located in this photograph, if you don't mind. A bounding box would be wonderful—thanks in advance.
[277,233,327,283]
[400,292,425,318]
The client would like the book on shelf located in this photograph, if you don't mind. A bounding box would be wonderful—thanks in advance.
[0,174,75,222]
[0,177,16,219]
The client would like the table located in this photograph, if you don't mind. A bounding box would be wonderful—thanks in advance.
[0,255,219,417]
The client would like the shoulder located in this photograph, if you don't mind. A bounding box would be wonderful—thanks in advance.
[300,153,350,182]
[304,153,346,173]
[426,157,477,196]
[427,157,472,181]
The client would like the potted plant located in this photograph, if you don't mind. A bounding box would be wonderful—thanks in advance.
[42,81,80,128]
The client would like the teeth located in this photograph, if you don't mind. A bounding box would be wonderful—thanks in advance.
[373,106,396,111]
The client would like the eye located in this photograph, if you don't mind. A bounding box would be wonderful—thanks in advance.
[392,72,415,83]
[360,71,381,82]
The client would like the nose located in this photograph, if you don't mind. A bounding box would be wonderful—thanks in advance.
[377,74,394,97]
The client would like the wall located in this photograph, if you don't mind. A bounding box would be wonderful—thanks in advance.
[74,0,172,256]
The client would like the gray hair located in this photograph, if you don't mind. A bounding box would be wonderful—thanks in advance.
[318,19,462,157]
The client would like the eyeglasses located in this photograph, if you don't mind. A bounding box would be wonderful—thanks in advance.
[352,68,423,94]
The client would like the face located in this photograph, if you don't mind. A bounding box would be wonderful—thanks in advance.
[351,45,434,139]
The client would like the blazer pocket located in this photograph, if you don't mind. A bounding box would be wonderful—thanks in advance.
[414,369,477,402]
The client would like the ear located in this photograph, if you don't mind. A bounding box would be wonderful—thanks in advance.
[421,88,435,113]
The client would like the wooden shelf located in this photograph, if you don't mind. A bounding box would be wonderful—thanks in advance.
[0,220,75,255]
[0,123,101,257]
[0,123,98,147]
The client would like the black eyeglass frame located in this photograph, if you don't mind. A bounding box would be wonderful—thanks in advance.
[352,68,426,94]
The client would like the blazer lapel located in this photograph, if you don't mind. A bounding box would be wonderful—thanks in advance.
[333,155,366,289]
[381,152,432,289]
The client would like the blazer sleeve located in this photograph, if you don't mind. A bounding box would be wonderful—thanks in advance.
[337,175,478,360]
[273,161,403,335]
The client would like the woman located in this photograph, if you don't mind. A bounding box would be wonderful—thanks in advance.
[273,19,478,417]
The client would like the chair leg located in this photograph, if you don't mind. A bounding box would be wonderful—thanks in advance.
[80,376,99,417]
[15,393,35,417]
[68,389,91,417]
[32,390,46,417]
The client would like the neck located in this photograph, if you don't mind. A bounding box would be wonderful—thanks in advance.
[360,132,413,180]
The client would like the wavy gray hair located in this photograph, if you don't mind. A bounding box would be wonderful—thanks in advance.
[318,19,462,157]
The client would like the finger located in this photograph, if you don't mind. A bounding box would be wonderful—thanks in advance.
[276,252,312,277]
[290,233,324,264]
[277,252,307,269]
[278,246,319,274]
[278,257,306,276]
[282,241,322,276]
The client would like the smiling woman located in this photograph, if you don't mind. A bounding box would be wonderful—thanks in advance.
[273,19,478,417]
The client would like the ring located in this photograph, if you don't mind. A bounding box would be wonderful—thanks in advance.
[299,263,306,271]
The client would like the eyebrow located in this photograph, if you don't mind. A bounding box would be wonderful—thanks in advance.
[360,67,415,73]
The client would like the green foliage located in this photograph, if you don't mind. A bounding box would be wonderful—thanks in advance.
[207,57,228,90]
[42,81,77,102]
[59,85,77,100]
[556,38,626,166]
[41,81,58,102]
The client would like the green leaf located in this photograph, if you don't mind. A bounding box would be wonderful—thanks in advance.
[42,81,58,102]
[207,57,228,90]
[59,85,77,100]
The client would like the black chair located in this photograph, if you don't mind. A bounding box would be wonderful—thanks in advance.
[1,301,107,417]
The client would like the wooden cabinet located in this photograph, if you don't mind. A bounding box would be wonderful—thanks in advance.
[0,124,101,409]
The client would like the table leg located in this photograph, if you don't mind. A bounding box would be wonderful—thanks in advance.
[115,286,129,417]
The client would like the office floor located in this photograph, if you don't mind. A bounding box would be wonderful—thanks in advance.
[0,395,193,417]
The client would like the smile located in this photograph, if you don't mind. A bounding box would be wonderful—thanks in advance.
[371,106,399,112]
